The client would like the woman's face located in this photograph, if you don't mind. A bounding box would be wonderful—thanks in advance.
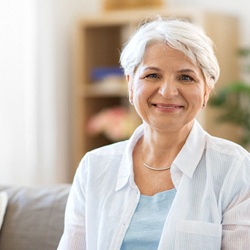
[127,42,210,133]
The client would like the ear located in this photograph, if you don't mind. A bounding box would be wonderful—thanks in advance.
[126,74,134,104]
[203,87,212,108]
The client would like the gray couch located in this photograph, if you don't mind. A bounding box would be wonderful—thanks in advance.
[0,184,71,250]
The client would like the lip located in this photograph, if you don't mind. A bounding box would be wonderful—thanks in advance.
[152,103,184,112]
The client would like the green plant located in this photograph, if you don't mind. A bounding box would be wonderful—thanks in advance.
[209,47,250,146]
[209,81,250,146]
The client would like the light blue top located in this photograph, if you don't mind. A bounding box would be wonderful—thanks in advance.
[121,188,177,250]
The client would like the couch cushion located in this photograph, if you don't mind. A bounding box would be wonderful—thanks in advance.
[0,192,8,230]
[0,184,71,250]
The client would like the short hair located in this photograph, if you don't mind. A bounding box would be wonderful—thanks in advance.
[120,17,220,88]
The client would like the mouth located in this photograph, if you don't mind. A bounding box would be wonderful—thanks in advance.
[152,103,184,111]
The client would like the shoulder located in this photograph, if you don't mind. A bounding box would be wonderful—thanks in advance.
[205,133,249,159]
[80,124,144,165]
[204,133,250,177]
[75,140,129,179]
[87,140,128,157]
[80,140,129,167]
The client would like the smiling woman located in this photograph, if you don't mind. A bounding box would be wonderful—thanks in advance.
[127,42,209,135]
[58,17,250,250]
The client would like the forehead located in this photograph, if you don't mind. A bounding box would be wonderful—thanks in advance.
[143,42,193,65]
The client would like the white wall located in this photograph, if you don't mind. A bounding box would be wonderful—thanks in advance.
[0,0,98,185]
[0,1,38,185]
[167,0,250,46]
[0,0,249,185]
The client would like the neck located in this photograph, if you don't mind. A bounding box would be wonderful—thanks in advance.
[141,122,193,168]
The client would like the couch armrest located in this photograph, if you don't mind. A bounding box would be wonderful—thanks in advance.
[0,184,71,250]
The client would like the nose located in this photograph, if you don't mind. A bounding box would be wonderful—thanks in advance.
[158,79,178,98]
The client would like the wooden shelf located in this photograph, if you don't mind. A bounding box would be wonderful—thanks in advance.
[83,82,128,98]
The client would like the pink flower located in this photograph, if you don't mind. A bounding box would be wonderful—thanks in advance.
[87,106,137,141]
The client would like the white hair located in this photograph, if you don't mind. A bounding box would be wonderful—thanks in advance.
[120,17,220,88]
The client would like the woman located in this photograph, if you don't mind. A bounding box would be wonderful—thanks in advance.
[58,17,250,249]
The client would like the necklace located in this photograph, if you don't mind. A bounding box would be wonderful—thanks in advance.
[141,144,171,171]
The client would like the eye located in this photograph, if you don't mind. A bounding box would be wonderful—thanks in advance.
[144,73,159,79]
[179,74,195,82]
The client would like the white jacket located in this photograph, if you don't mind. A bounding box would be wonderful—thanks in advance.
[58,121,250,249]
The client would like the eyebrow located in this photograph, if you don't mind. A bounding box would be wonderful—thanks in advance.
[142,67,199,76]
[177,69,196,74]
[142,66,161,72]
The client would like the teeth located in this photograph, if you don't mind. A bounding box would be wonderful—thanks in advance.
[152,103,182,108]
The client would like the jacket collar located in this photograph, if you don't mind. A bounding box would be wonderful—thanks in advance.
[115,120,206,191]
[171,120,206,181]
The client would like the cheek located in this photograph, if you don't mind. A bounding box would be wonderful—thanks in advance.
[133,83,152,104]
[131,79,144,96]
[183,86,205,105]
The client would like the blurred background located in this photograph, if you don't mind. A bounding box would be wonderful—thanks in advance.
[0,0,249,186]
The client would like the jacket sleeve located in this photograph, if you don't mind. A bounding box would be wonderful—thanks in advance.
[221,156,250,249]
[57,157,88,250]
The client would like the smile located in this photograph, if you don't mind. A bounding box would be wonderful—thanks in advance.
[152,103,184,112]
